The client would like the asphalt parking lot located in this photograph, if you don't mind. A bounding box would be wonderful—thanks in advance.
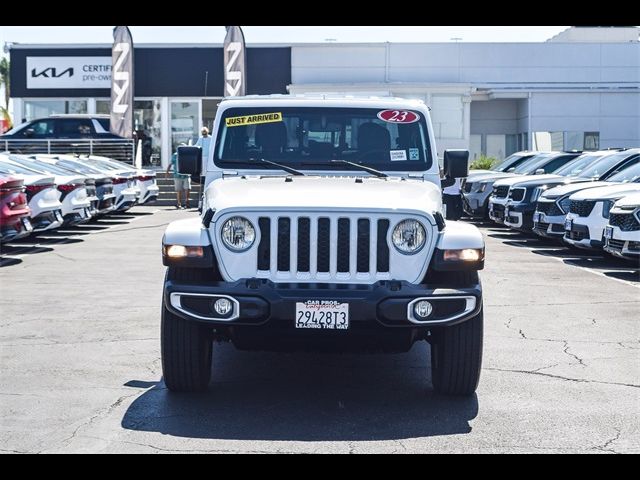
[0,207,638,454]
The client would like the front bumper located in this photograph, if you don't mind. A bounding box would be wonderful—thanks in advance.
[165,278,482,330]
[532,213,566,239]
[563,221,602,249]
[503,202,535,230]
[488,198,508,224]
[462,191,491,217]
[603,226,640,261]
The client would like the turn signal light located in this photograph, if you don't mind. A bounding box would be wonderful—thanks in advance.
[165,245,204,258]
[443,248,484,262]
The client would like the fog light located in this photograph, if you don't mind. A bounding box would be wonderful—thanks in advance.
[414,300,433,319]
[213,298,233,316]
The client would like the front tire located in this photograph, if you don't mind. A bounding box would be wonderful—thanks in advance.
[430,307,483,396]
[161,267,214,392]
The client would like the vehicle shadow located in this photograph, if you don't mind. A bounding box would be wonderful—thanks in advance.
[121,342,479,441]
[0,256,23,267]
[602,270,640,282]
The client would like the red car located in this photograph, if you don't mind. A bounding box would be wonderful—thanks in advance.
[0,175,32,243]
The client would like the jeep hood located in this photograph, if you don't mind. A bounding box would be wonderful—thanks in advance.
[206,175,442,214]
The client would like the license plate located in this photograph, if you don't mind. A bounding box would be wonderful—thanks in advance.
[85,208,92,218]
[564,218,573,231]
[504,207,510,218]
[55,211,63,223]
[533,212,542,223]
[295,301,349,330]
[21,217,33,232]
[604,226,613,239]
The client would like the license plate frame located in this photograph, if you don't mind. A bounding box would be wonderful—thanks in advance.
[21,217,33,232]
[604,226,613,240]
[564,218,573,231]
[295,301,349,330]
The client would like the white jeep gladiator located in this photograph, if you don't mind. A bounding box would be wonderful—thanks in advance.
[161,95,485,396]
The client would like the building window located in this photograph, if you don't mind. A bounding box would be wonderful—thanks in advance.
[134,100,162,166]
[96,100,110,115]
[170,101,200,154]
[430,95,464,139]
[24,100,87,122]
[584,132,600,150]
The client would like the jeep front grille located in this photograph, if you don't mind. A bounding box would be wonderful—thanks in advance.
[215,211,433,284]
[257,216,391,277]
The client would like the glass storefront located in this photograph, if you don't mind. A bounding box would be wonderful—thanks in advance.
[170,101,199,155]
[24,100,87,122]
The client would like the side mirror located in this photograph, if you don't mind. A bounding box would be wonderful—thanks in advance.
[507,167,516,173]
[444,149,469,178]
[535,168,545,175]
[24,128,35,138]
[177,146,202,178]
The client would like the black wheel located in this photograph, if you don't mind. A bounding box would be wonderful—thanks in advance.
[430,307,483,396]
[161,267,215,392]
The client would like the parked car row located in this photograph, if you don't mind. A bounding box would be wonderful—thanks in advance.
[462,148,640,262]
[0,153,159,244]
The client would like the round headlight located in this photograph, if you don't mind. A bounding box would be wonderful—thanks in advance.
[392,219,426,254]
[221,216,256,251]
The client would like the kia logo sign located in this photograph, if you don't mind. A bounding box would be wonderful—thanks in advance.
[26,57,112,89]
[31,67,74,78]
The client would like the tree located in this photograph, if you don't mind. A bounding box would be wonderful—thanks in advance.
[0,57,10,110]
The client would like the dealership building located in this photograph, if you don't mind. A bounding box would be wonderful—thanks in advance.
[8,26,639,168]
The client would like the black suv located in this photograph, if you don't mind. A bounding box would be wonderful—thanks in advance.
[0,115,134,162]
[0,115,122,140]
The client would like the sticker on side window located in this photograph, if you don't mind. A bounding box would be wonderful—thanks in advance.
[225,112,283,128]
[390,150,407,161]
[377,110,420,124]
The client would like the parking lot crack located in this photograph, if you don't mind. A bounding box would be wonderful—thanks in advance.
[591,428,622,454]
[562,341,587,367]
[42,391,141,453]
[485,367,640,389]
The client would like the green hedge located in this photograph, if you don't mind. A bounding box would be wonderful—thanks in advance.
[470,155,498,170]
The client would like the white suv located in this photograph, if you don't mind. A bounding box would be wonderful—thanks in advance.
[564,182,640,250]
[161,95,485,396]
[603,192,640,261]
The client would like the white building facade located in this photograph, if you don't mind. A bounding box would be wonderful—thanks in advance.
[288,36,639,160]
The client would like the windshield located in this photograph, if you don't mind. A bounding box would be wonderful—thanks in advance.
[493,153,534,172]
[554,153,603,176]
[608,161,640,183]
[214,107,432,172]
[577,151,636,179]
[2,121,30,136]
[512,153,554,174]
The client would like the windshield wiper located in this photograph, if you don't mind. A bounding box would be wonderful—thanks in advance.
[224,159,305,176]
[259,158,305,176]
[330,159,388,178]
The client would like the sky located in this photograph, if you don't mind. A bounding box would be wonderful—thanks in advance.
[0,26,570,53]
